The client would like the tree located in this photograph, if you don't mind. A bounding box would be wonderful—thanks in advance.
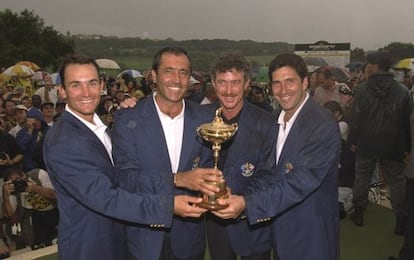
[0,9,74,71]
[381,42,414,62]
[350,48,366,62]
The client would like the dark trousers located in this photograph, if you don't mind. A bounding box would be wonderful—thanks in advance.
[206,214,271,260]
[352,156,406,215]
[158,233,205,260]
[31,208,59,245]
[399,178,414,260]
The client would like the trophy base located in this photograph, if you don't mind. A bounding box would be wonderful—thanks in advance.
[198,201,228,211]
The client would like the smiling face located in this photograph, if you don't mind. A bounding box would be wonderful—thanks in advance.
[59,64,103,123]
[152,52,191,108]
[213,69,249,119]
[271,66,308,121]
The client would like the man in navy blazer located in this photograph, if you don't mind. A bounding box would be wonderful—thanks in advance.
[215,53,341,260]
[44,54,194,260]
[205,54,276,260]
[112,47,222,260]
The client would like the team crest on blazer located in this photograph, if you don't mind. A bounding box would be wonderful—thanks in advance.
[192,156,200,169]
[284,162,294,174]
[241,162,255,177]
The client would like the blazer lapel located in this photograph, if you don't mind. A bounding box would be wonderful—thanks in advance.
[277,99,311,166]
[63,112,111,162]
[224,104,250,169]
[140,98,171,168]
[178,101,200,171]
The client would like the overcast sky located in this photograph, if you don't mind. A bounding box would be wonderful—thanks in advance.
[2,0,414,51]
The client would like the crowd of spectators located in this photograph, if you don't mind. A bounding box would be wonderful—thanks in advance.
[1,52,414,259]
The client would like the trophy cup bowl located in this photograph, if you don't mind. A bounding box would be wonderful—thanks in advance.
[196,108,238,210]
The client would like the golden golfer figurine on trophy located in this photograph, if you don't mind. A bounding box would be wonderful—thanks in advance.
[196,108,238,210]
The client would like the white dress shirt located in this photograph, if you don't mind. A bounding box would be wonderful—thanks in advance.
[276,93,309,163]
[153,92,184,173]
[65,105,113,165]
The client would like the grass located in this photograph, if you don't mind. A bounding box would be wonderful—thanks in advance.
[36,203,403,260]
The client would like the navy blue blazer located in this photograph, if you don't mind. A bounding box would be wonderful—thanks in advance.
[112,96,212,260]
[206,101,277,256]
[245,97,341,260]
[43,112,174,260]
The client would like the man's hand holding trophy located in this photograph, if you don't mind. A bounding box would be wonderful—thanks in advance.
[196,108,238,210]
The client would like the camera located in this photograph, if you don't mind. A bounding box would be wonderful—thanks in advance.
[13,178,28,193]
[250,86,264,95]
[0,152,7,160]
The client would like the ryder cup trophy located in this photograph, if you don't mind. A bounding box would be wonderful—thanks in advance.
[196,108,238,210]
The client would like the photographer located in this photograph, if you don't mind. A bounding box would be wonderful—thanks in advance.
[246,84,273,112]
[0,129,23,179]
[2,167,57,250]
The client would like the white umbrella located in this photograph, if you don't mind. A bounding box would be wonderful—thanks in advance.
[95,59,121,70]
[190,76,200,84]
[50,72,62,85]
[117,69,143,79]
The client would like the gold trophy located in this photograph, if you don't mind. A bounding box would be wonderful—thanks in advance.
[196,108,238,210]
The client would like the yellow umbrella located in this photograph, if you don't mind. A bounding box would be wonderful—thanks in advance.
[16,61,41,72]
[394,58,414,70]
[2,64,34,77]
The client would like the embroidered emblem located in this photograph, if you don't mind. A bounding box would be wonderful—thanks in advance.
[284,162,294,174]
[241,162,255,177]
[192,157,200,169]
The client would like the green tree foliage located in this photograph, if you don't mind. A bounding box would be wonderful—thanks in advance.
[73,35,292,71]
[0,9,74,70]
[350,48,366,62]
[381,42,414,62]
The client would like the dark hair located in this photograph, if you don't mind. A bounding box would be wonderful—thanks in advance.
[316,67,333,80]
[323,100,343,115]
[152,46,192,74]
[366,51,392,72]
[59,54,100,88]
[4,166,25,181]
[268,53,308,82]
[2,99,16,109]
[209,53,251,82]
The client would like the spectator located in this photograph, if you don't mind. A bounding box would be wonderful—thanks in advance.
[389,106,414,260]
[40,102,55,127]
[8,105,28,138]
[16,108,48,171]
[324,100,355,219]
[30,95,42,111]
[313,68,342,106]
[246,85,273,112]
[348,51,412,235]
[200,83,217,105]
[2,167,58,250]
[34,77,58,105]
[1,100,17,132]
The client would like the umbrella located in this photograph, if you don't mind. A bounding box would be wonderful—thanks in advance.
[32,71,45,80]
[304,57,328,67]
[1,64,34,77]
[117,69,143,79]
[16,61,41,72]
[190,76,200,84]
[317,66,351,83]
[393,58,414,70]
[95,59,120,70]
[51,72,62,85]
